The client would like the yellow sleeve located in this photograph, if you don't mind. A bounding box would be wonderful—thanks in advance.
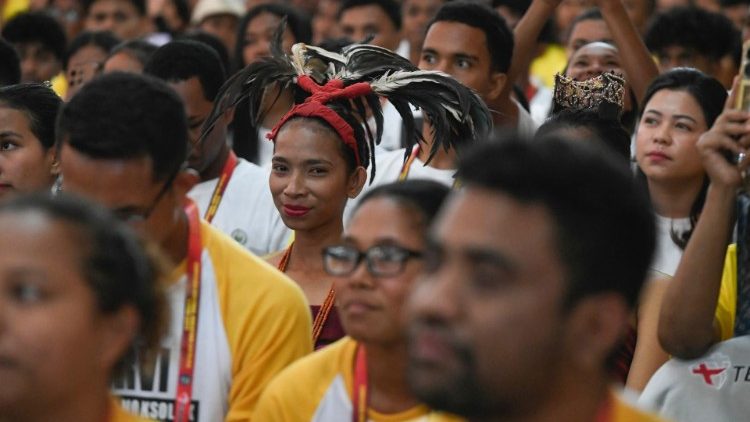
[529,44,567,89]
[715,244,738,342]
[205,224,313,422]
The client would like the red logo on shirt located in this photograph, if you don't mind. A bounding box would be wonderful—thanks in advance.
[690,353,731,389]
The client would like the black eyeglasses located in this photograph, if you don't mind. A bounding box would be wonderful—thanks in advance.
[322,244,423,277]
[111,168,180,224]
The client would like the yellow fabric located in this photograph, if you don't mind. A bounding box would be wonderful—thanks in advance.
[2,0,28,21]
[199,220,313,421]
[111,398,154,422]
[610,393,666,422]
[530,44,567,89]
[254,337,463,422]
[716,244,738,342]
[51,73,68,99]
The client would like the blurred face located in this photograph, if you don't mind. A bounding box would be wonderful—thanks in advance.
[102,51,144,74]
[84,0,146,40]
[566,19,612,55]
[566,42,623,81]
[555,0,595,42]
[420,21,504,102]
[402,0,442,50]
[636,89,707,185]
[65,45,108,101]
[15,42,62,83]
[241,12,296,66]
[656,46,715,76]
[269,119,364,231]
[312,0,341,44]
[59,144,186,249]
[339,5,401,51]
[0,212,131,417]
[0,107,56,200]
[199,14,239,54]
[334,197,425,344]
[407,188,568,417]
[168,77,225,176]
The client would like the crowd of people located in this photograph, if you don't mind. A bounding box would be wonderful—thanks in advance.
[0,0,749,420]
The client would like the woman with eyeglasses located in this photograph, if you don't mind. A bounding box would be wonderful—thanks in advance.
[254,180,462,421]
[0,83,62,201]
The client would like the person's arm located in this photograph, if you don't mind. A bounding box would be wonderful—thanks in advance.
[626,277,670,391]
[595,0,658,104]
[495,0,561,127]
[658,84,750,359]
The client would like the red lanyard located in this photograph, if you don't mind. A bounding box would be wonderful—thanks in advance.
[174,200,203,422]
[352,345,368,422]
[204,151,238,223]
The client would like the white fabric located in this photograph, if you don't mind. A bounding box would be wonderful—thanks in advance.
[257,127,274,166]
[188,158,290,256]
[515,99,538,138]
[650,215,690,277]
[114,251,231,422]
[639,336,750,422]
[395,39,410,60]
[529,81,553,127]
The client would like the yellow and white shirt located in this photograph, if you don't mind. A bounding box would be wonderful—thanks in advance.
[113,220,312,422]
[254,337,463,422]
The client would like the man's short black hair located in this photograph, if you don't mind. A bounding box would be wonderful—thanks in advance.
[0,39,21,86]
[645,7,738,61]
[108,39,158,67]
[65,31,121,70]
[56,73,188,181]
[457,136,655,309]
[1,11,67,62]
[179,31,231,75]
[144,40,226,102]
[428,1,513,73]
[338,0,402,30]
[82,0,147,16]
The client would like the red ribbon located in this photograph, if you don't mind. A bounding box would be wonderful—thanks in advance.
[266,75,373,166]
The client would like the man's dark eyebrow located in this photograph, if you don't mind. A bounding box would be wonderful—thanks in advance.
[454,53,479,62]
[463,246,517,274]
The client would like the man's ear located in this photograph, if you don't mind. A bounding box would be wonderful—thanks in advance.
[347,166,368,199]
[487,71,507,103]
[563,293,631,371]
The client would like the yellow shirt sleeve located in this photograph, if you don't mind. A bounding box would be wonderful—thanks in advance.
[530,44,567,89]
[715,244,738,342]
[203,222,313,422]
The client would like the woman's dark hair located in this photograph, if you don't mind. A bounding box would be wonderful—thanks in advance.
[537,109,631,161]
[639,68,727,249]
[0,193,167,374]
[0,83,62,149]
[65,31,121,71]
[354,180,450,230]
[107,39,159,69]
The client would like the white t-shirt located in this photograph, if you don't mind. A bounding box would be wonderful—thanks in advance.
[650,215,690,277]
[188,158,291,256]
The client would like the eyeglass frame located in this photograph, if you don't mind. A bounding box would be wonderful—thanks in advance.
[322,244,423,278]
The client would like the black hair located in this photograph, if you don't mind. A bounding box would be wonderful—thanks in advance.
[338,0,402,30]
[0,39,21,86]
[566,7,603,43]
[645,7,739,62]
[458,136,655,309]
[537,109,631,161]
[107,39,158,69]
[56,72,188,181]
[179,31,231,75]
[0,83,62,149]
[638,68,726,249]
[65,31,121,71]
[82,0,146,16]
[354,179,450,230]
[144,40,227,102]
[234,4,313,70]
[428,1,513,73]
[0,193,166,373]
[1,11,67,62]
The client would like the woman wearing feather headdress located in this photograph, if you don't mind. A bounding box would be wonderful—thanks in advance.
[202,37,490,351]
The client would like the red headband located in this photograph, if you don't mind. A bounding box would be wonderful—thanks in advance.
[266,75,373,166]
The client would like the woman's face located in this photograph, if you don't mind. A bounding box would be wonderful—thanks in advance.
[241,12,296,66]
[334,197,426,344]
[636,89,708,184]
[65,44,108,100]
[0,213,133,415]
[0,107,56,201]
[269,119,364,232]
[566,42,624,82]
